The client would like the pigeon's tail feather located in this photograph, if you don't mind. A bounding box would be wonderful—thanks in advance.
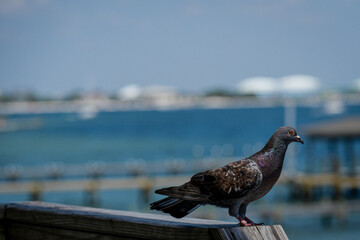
[150,197,200,218]
[155,183,209,202]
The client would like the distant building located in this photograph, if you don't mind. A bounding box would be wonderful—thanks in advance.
[237,75,320,97]
[353,78,360,92]
[141,86,184,109]
[237,77,277,96]
[117,85,142,100]
[280,75,320,96]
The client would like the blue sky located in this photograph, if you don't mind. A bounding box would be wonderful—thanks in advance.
[1,0,360,95]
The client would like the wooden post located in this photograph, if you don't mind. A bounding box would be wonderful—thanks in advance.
[305,137,315,173]
[0,201,288,240]
[0,204,6,240]
[210,225,288,240]
[344,138,358,198]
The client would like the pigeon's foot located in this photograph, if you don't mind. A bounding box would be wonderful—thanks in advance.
[244,217,264,226]
[237,216,264,226]
[237,217,253,227]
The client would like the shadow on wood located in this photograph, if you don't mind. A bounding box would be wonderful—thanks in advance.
[0,202,288,240]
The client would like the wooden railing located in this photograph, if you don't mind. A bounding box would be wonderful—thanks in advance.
[0,202,288,240]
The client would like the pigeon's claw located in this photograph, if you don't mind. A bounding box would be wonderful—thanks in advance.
[237,216,265,226]
[237,217,253,227]
[244,217,264,226]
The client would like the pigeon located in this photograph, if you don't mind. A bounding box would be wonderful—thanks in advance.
[150,126,304,226]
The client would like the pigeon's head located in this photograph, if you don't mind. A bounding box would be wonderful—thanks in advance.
[275,126,304,145]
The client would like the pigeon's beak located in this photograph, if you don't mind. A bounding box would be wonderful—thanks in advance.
[295,135,304,144]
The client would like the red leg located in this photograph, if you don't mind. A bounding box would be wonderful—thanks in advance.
[244,217,264,226]
[236,216,253,227]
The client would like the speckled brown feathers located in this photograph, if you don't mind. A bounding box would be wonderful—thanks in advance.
[155,159,262,202]
[150,126,304,225]
[190,159,262,200]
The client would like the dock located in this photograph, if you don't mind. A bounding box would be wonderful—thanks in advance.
[0,201,288,240]
[0,173,359,198]
[0,176,190,194]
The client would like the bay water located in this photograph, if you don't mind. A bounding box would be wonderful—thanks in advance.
[1,104,360,239]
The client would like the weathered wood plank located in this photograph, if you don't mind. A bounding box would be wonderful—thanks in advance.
[5,202,229,240]
[7,222,133,240]
[3,202,289,240]
[210,226,264,240]
[210,225,288,240]
[6,201,234,227]
[0,204,6,240]
[270,225,289,240]
[255,225,289,240]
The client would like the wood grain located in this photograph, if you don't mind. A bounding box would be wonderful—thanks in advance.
[7,222,127,240]
[0,204,6,240]
[2,201,289,240]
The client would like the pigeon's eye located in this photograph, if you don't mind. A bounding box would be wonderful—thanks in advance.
[288,130,294,136]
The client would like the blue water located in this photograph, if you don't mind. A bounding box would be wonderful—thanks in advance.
[1,105,360,167]
[1,107,287,165]
[1,104,360,239]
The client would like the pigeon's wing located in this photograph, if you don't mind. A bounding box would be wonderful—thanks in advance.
[155,159,262,202]
[190,159,263,201]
